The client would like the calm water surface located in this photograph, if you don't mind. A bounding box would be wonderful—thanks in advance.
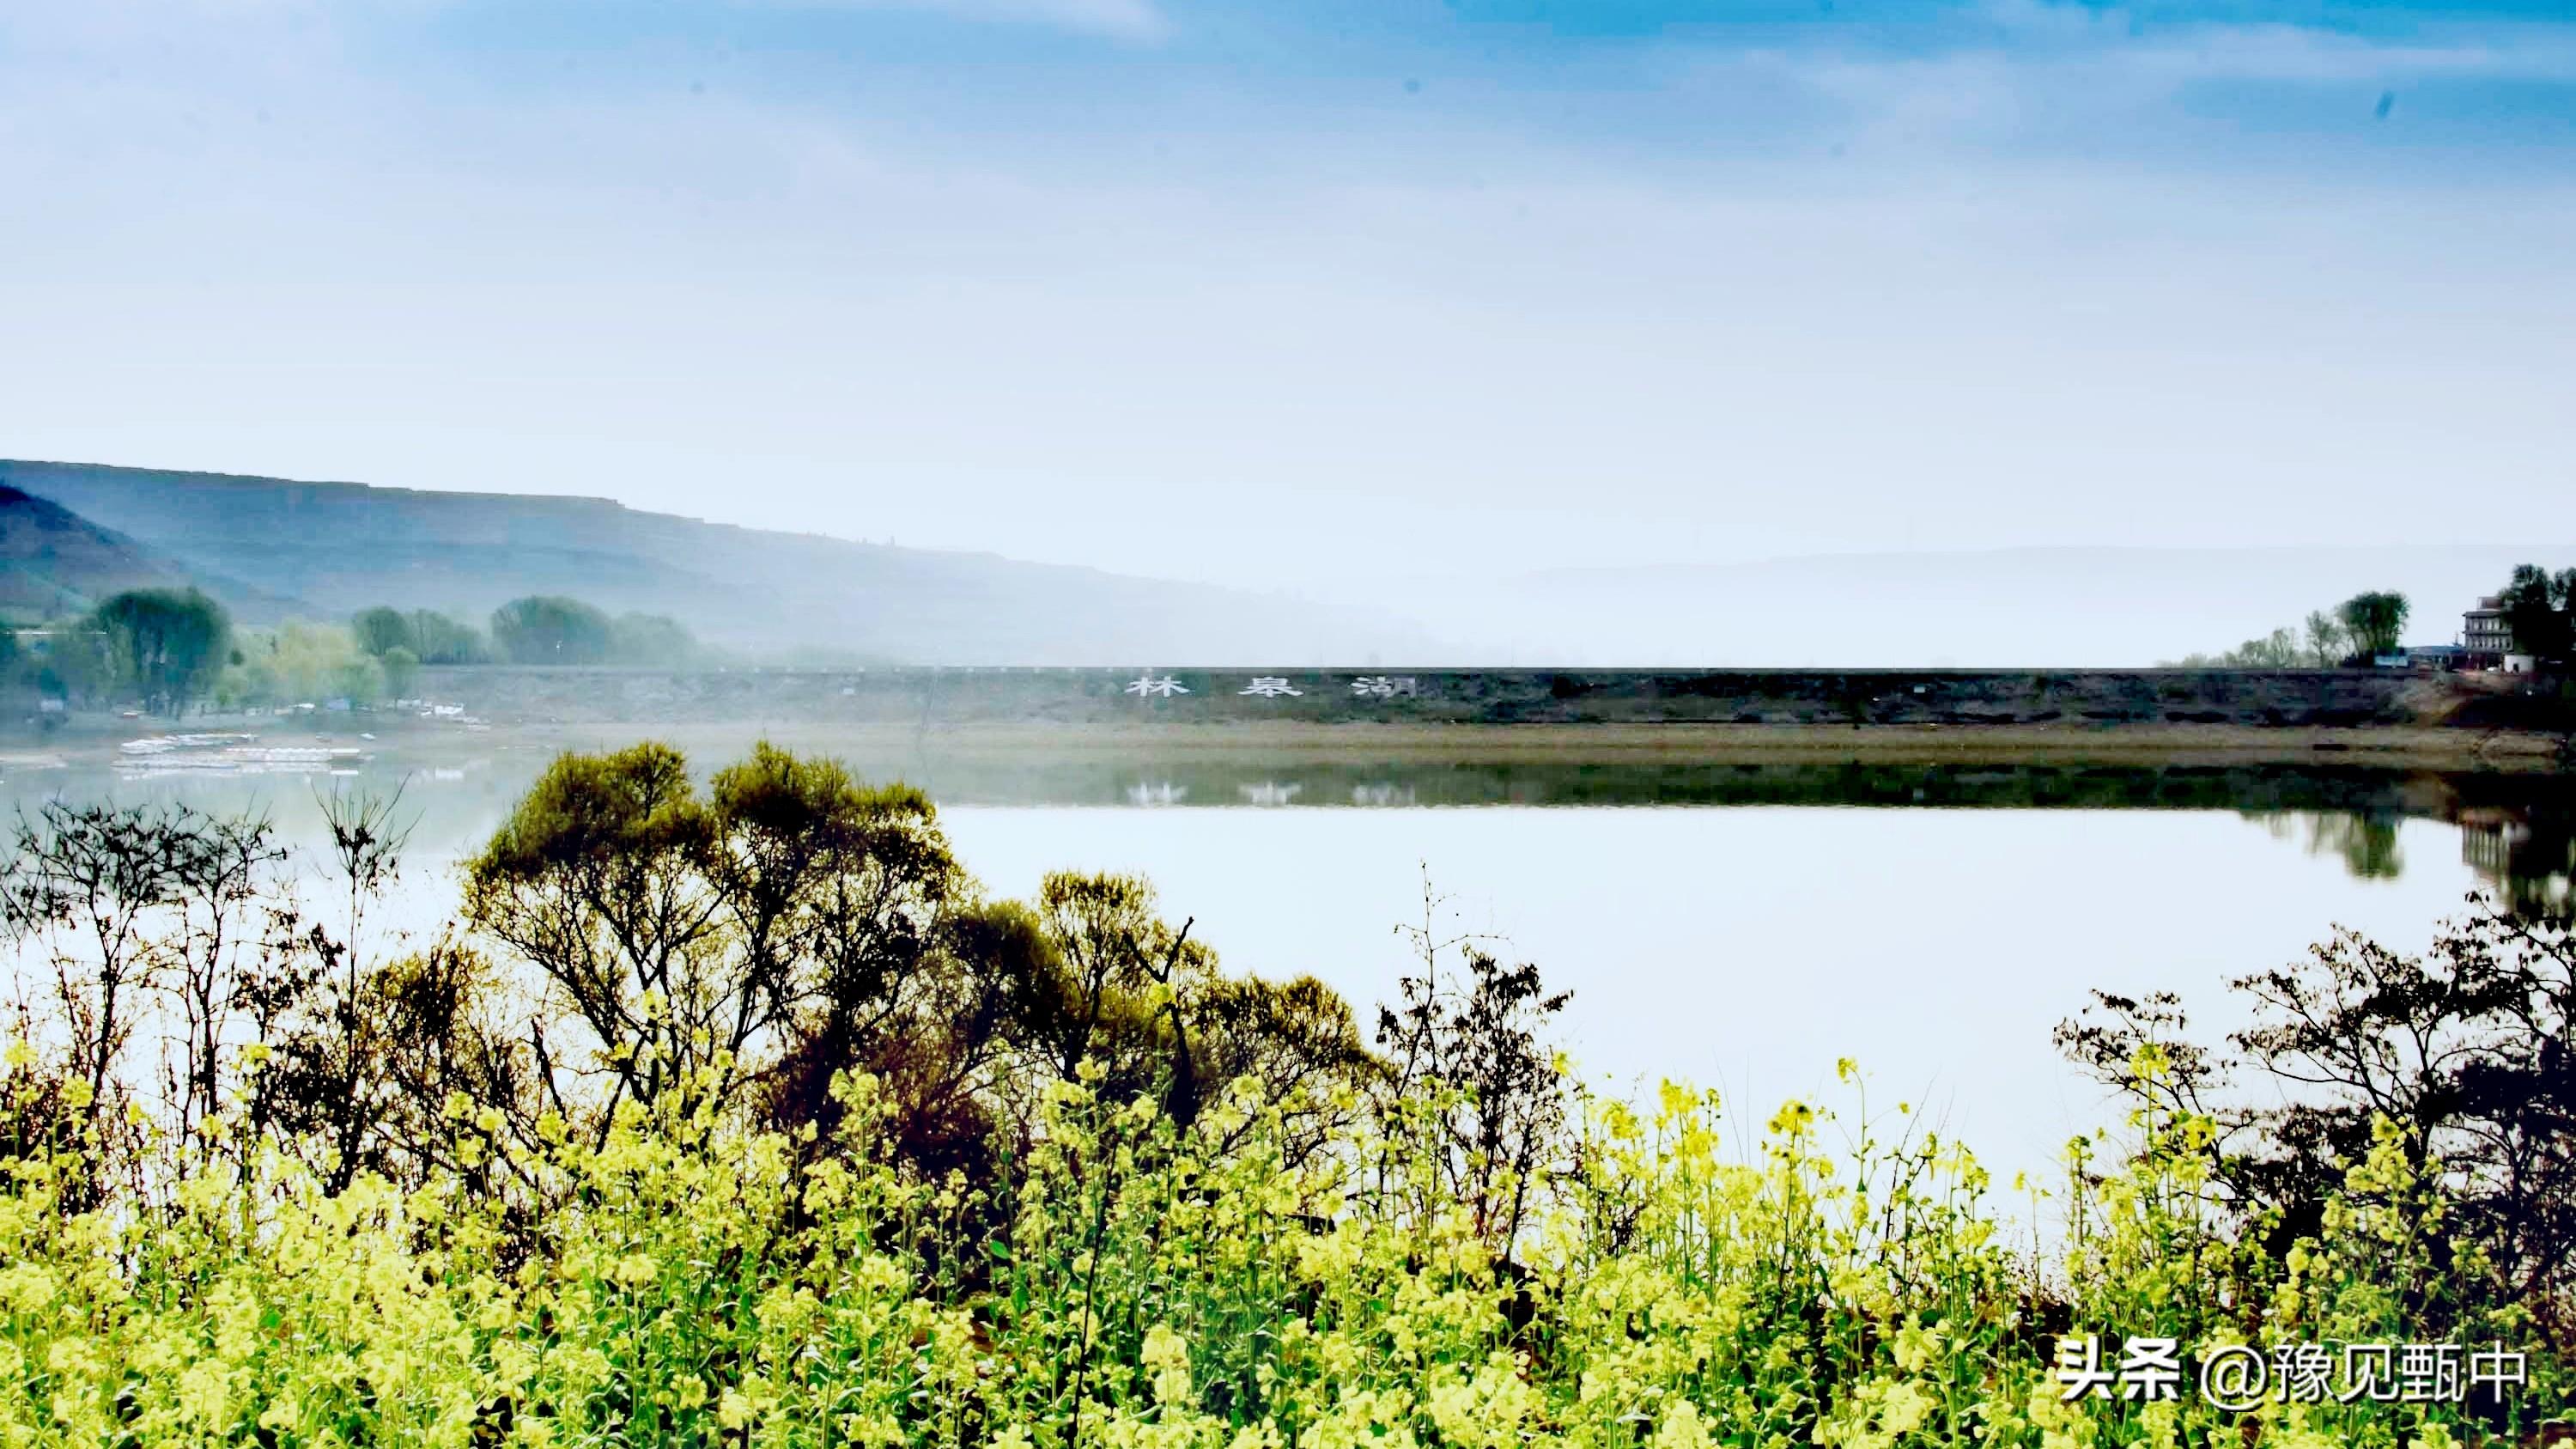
[8,725,2569,1178]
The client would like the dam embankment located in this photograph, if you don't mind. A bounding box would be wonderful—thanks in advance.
[416,666,2479,730]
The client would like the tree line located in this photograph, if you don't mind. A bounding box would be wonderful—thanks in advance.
[5,590,706,716]
[2170,589,2410,668]
[2499,563,2576,671]
[2171,565,2576,673]
[351,594,704,671]
[0,742,1566,1273]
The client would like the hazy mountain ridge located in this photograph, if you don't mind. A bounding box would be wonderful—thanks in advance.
[7,460,2561,667]
[0,460,1427,665]
[1415,544,2576,667]
[0,484,298,622]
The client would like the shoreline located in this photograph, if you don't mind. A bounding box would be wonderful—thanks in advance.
[9,715,2567,776]
[541,719,2571,771]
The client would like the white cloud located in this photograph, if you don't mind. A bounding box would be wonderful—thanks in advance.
[2,0,2571,599]
[1661,2,2576,159]
[0,0,1168,51]
[1978,0,2576,81]
[785,0,1167,41]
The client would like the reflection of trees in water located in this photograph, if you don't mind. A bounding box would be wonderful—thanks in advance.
[22,742,2576,916]
[2253,804,2573,911]
[2257,811,2405,880]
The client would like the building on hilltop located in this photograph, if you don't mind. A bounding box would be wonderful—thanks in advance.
[2461,596,2537,673]
[2465,597,2515,657]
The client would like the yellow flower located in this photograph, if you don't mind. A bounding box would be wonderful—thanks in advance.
[1144,1323,1193,1407]
[1653,1400,1713,1449]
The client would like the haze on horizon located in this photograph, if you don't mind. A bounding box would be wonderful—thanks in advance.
[3,0,2572,619]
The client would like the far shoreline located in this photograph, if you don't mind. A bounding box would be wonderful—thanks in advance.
[520,718,2573,772]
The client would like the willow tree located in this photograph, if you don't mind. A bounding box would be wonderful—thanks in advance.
[90,588,230,715]
[489,594,613,665]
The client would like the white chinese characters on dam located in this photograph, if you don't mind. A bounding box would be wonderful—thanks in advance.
[1123,674,1423,700]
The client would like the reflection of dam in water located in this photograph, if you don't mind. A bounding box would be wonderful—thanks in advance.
[8,726,2567,1173]
[9,728,2574,911]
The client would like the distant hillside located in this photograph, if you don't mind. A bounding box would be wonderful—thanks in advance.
[0,485,252,620]
[0,460,1425,665]
[15,460,2544,668]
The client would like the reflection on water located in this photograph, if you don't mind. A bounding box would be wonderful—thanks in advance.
[5,726,2567,1178]
[117,733,369,776]
[2459,807,2576,917]
[2251,807,2576,916]
[2260,813,2405,881]
[10,731,2567,912]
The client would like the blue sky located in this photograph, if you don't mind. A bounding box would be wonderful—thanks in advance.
[1,0,2570,591]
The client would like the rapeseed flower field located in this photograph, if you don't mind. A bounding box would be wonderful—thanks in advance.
[2,746,2564,1446]
[3,1056,2560,1446]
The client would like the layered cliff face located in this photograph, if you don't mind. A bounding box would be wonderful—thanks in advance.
[0,460,1426,666]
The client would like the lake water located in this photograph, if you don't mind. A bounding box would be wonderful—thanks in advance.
[8,725,2570,1181]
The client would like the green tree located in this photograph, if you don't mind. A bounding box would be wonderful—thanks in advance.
[463,744,720,1116]
[90,588,231,715]
[2064,906,2576,1338]
[216,622,390,709]
[349,606,415,659]
[1020,870,1218,1099]
[463,742,969,1124]
[489,595,612,665]
[2336,590,2409,659]
[2184,626,2300,667]
[30,624,113,706]
[407,610,488,665]
[378,645,421,700]
[331,654,385,704]
[2301,609,2349,667]
[2245,625,2301,667]
[2500,564,2576,670]
[609,612,700,667]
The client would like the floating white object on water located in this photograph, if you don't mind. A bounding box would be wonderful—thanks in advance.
[112,736,374,779]
[120,733,257,755]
